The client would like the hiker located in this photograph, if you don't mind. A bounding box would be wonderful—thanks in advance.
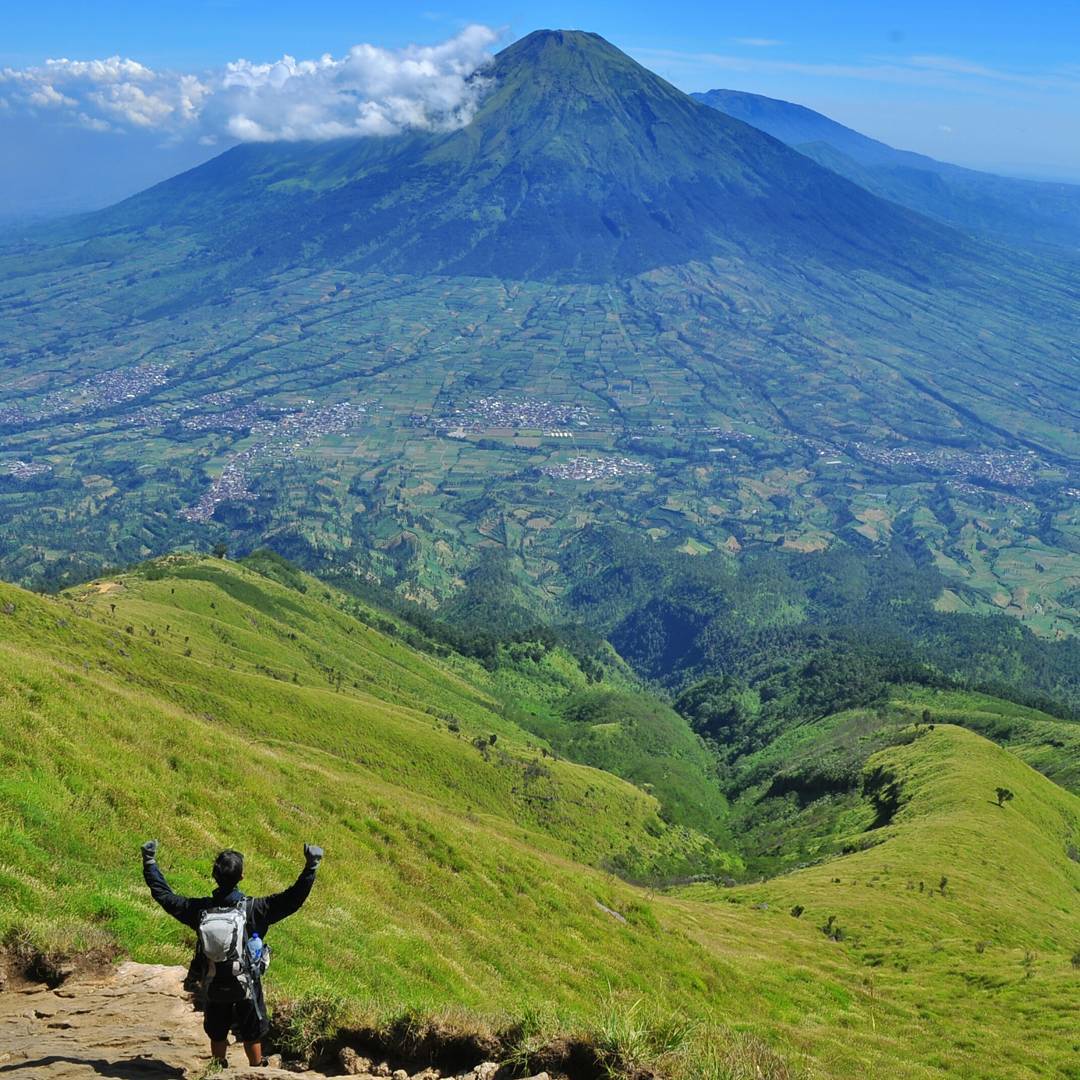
[141,839,323,1069]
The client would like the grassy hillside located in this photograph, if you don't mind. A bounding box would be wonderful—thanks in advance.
[721,688,1080,878]
[0,555,724,880]
[895,687,1080,795]
[2,557,1079,1078]
[676,722,1080,1078]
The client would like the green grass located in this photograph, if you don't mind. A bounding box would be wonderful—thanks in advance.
[697,723,1080,1078]
[896,687,1080,794]
[1,556,1079,1078]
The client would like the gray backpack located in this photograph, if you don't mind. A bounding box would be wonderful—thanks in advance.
[197,899,255,1005]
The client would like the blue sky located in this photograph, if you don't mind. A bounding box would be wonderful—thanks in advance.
[3,0,1079,219]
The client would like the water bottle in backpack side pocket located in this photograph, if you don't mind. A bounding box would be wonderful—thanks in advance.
[247,932,271,976]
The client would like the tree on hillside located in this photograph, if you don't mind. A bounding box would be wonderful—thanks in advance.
[995,787,1015,807]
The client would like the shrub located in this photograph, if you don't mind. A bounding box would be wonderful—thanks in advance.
[523,760,551,782]
[821,915,843,941]
[1022,951,1036,979]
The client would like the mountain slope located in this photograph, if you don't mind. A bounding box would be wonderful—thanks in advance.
[0,553,727,878]
[48,31,960,285]
[1,557,1079,1077]
[694,88,1080,250]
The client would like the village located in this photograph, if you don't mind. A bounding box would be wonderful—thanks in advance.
[180,401,288,433]
[847,441,1043,489]
[415,395,594,436]
[2,459,52,480]
[541,454,652,482]
[180,401,367,523]
[0,364,171,427]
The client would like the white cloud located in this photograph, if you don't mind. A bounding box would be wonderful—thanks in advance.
[44,56,155,83]
[28,83,76,108]
[0,24,498,143]
[733,38,783,48]
[78,112,112,132]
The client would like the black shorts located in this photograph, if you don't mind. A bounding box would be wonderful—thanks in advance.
[202,982,268,1043]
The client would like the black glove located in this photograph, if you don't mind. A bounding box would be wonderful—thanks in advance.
[141,839,159,863]
[304,844,324,870]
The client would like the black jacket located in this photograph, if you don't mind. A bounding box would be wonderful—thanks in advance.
[143,860,316,938]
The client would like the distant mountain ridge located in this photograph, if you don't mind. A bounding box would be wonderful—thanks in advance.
[693,88,1080,250]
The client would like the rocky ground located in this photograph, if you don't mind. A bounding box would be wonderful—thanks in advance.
[0,964,551,1080]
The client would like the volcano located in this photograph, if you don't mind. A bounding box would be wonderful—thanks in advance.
[78,29,960,283]
[0,29,1077,620]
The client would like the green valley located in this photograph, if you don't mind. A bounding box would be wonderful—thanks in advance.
[0,33,1076,640]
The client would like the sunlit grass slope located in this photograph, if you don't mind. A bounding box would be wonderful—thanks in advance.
[0,554,721,899]
[682,723,1080,1078]
[1,556,1079,1078]
[724,687,1080,878]
[896,686,1080,794]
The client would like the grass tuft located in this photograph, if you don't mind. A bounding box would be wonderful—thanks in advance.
[268,991,347,1063]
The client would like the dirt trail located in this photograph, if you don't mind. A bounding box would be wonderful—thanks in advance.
[0,964,538,1080]
[0,962,221,1079]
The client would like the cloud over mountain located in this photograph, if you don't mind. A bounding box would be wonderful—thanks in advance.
[0,25,498,144]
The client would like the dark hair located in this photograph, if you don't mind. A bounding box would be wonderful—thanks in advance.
[212,849,244,890]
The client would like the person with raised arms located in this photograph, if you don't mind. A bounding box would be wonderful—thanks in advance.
[141,840,323,1069]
